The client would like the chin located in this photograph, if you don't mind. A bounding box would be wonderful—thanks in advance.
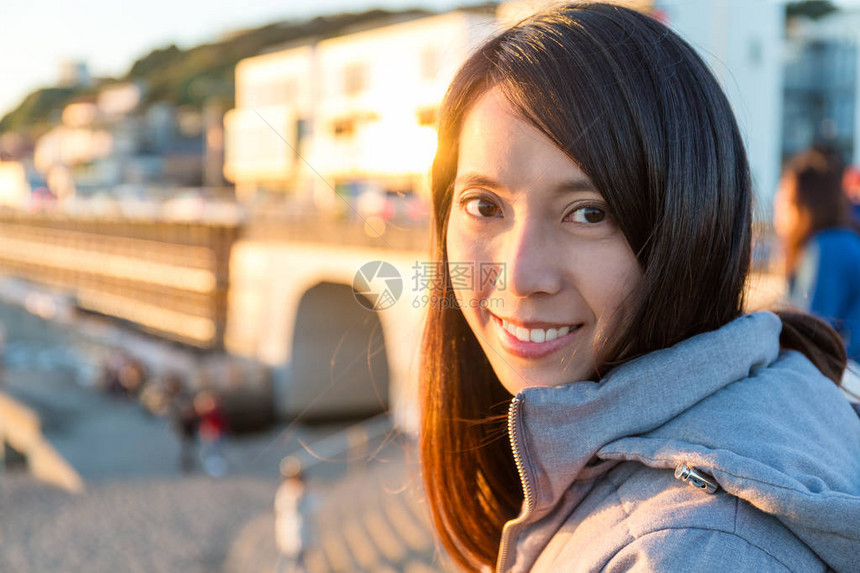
[491,361,596,396]
[493,364,581,395]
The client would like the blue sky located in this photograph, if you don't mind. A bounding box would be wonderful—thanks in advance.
[0,0,481,119]
[2,0,859,120]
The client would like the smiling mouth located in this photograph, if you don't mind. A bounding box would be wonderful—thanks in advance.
[493,315,581,344]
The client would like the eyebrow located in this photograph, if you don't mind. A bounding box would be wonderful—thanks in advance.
[453,173,596,194]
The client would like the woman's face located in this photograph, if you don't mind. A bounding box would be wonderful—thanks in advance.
[445,88,643,395]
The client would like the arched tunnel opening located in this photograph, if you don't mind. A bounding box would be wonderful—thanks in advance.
[288,282,390,421]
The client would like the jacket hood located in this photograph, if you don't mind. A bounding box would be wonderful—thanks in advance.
[508,312,860,572]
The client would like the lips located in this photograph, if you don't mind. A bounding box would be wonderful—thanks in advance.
[491,313,581,359]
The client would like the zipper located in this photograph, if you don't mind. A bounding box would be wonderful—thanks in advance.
[508,395,535,514]
[495,394,535,572]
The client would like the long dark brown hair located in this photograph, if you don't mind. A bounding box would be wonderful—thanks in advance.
[420,3,847,570]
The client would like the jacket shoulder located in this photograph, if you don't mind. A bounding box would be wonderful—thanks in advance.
[531,463,825,573]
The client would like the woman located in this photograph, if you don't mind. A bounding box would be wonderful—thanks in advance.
[774,148,860,362]
[420,3,860,572]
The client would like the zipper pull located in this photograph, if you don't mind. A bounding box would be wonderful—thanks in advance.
[674,463,719,494]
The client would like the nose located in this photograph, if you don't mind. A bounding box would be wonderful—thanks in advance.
[504,219,563,298]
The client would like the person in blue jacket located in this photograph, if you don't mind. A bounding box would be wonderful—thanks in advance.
[774,148,860,361]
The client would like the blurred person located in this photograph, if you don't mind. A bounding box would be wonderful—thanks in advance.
[275,457,310,573]
[166,374,198,473]
[774,148,860,363]
[420,3,860,572]
[99,349,125,395]
[195,388,228,477]
[118,356,147,396]
[138,374,173,417]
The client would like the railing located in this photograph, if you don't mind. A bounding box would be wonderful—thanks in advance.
[0,206,428,349]
[245,206,430,252]
[0,210,240,349]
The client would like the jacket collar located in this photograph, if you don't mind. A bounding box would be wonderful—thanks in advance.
[513,311,781,517]
[501,311,860,573]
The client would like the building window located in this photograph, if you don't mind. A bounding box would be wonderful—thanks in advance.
[343,62,368,96]
[244,76,299,108]
[282,78,298,105]
[296,118,310,141]
[420,46,440,81]
[332,118,356,137]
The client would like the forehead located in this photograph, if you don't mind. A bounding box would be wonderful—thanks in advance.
[456,88,590,191]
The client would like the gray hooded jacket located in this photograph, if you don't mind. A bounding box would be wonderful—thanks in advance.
[496,312,860,572]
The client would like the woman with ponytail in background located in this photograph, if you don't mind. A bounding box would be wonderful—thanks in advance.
[420,3,860,571]
[775,148,860,364]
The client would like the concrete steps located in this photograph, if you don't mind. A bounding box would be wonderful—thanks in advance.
[297,446,455,573]
[0,391,84,492]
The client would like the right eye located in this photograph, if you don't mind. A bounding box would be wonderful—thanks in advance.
[463,197,502,218]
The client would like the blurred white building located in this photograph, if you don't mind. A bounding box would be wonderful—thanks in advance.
[58,60,92,89]
[223,9,499,205]
[0,160,30,207]
[98,83,142,120]
[34,98,113,199]
[224,43,316,201]
[32,81,214,198]
[33,86,146,198]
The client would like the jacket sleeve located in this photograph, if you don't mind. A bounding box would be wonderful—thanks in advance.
[601,528,803,573]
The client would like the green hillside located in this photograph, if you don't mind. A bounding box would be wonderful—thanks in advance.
[0,87,82,135]
[0,9,430,138]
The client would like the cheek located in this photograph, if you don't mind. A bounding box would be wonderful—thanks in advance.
[579,243,642,322]
[445,218,492,292]
[444,218,465,264]
[446,220,474,311]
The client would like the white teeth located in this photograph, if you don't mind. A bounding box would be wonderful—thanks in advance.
[499,319,575,344]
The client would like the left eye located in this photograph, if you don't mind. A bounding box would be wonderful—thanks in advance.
[567,206,606,224]
[464,197,502,218]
